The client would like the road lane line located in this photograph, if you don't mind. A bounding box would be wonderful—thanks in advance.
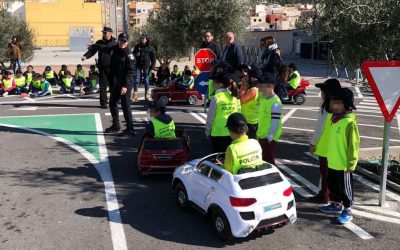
[356,105,381,110]
[397,115,400,137]
[280,140,309,146]
[355,87,363,98]
[188,111,206,124]
[94,113,128,250]
[282,108,297,124]
[276,160,374,240]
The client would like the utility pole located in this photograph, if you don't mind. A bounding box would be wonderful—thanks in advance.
[122,0,128,33]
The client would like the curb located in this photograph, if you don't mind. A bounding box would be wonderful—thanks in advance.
[356,166,400,193]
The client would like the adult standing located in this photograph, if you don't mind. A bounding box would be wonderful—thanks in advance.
[105,33,136,136]
[221,32,244,72]
[9,36,22,74]
[81,27,117,109]
[260,36,282,78]
[132,34,156,102]
[200,31,222,60]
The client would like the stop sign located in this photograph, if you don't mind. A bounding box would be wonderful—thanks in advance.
[194,48,217,72]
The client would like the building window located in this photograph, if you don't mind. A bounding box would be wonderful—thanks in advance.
[137,9,141,14]
[253,19,257,22]
[259,19,262,22]
[137,19,140,24]
[84,0,97,2]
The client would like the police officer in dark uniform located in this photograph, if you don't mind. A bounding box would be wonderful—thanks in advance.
[104,33,136,136]
[81,27,117,109]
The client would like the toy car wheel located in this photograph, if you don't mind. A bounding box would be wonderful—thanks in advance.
[187,95,198,105]
[293,93,306,105]
[175,182,189,210]
[158,95,169,106]
[212,207,233,241]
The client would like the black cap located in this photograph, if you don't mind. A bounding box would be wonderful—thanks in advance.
[45,66,51,71]
[16,70,22,74]
[226,113,248,131]
[34,73,42,78]
[288,63,297,70]
[118,33,129,41]
[149,99,166,111]
[102,26,113,33]
[184,70,192,76]
[332,87,357,110]
[256,72,277,85]
[4,70,12,76]
[315,78,341,92]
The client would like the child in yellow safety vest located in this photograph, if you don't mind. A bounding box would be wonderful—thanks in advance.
[30,73,52,97]
[58,65,68,79]
[256,72,283,166]
[14,70,29,94]
[0,71,16,97]
[74,64,86,87]
[320,87,359,224]
[205,72,241,153]
[145,99,176,139]
[82,65,99,95]
[309,79,342,204]
[223,113,263,175]
[60,70,76,94]
[23,65,34,87]
[43,66,59,86]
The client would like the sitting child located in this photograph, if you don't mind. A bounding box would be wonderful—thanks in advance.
[43,66,59,86]
[30,73,52,97]
[60,70,76,94]
[146,99,176,139]
[0,71,16,97]
[14,70,29,95]
[74,64,86,87]
[82,65,99,95]
[176,70,194,90]
[23,65,34,87]
[58,64,68,80]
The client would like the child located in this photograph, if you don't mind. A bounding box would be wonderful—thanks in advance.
[239,65,260,139]
[309,79,342,204]
[14,70,29,94]
[256,72,283,165]
[30,73,52,97]
[205,72,241,153]
[43,66,59,86]
[74,64,86,86]
[23,65,34,86]
[177,70,194,90]
[192,65,200,77]
[320,87,359,224]
[83,65,99,95]
[60,70,76,94]
[171,65,181,82]
[156,63,170,87]
[58,64,68,79]
[0,71,16,97]
[145,99,176,139]
[223,113,263,174]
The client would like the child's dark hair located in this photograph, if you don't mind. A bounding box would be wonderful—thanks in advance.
[214,72,238,97]
[320,89,332,113]
[229,125,248,134]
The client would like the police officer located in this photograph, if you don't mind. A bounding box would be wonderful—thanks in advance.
[104,33,136,136]
[223,113,263,175]
[145,99,176,139]
[81,27,117,109]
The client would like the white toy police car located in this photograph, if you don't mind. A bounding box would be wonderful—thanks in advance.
[172,153,297,241]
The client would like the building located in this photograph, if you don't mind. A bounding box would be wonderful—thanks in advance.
[25,0,103,48]
[127,1,158,28]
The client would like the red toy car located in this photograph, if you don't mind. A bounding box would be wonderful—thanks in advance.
[151,85,203,106]
[137,130,191,176]
[277,79,311,105]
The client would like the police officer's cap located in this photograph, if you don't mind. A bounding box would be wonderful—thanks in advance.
[118,33,129,42]
[226,113,248,131]
[315,78,341,92]
[102,27,113,33]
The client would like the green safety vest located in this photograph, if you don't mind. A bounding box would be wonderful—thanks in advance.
[227,136,263,174]
[208,79,214,99]
[211,90,241,137]
[327,113,360,171]
[62,77,73,88]
[171,70,181,78]
[2,78,13,89]
[152,118,176,139]
[15,76,26,87]
[45,71,55,79]
[314,112,333,157]
[257,95,283,141]
[241,87,259,125]
[26,73,33,84]
[91,79,97,88]
[60,70,65,76]
[32,80,41,89]
[75,70,85,79]
[288,71,301,89]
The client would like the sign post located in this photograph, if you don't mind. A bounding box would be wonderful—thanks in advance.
[361,61,400,207]
[194,49,217,113]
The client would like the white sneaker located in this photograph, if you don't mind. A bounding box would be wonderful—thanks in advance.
[3,92,8,97]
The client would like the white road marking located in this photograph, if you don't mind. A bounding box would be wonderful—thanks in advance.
[358,102,377,106]
[0,98,99,105]
[94,113,128,250]
[357,105,381,111]
[282,108,297,124]
[10,106,77,111]
[189,111,207,124]
[397,115,400,136]
[280,140,309,146]
[355,87,363,98]
[0,112,95,119]
[276,160,374,240]
[104,110,182,116]
[0,120,128,249]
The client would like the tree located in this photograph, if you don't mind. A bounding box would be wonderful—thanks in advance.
[130,0,256,65]
[298,0,400,69]
[0,10,35,68]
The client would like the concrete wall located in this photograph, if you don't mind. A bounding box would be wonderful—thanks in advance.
[25,0,103,47]
[241,30,294,56]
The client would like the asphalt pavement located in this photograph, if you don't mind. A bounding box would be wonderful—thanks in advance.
[1,86,400,250]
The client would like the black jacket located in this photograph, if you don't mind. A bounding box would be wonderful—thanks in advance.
[132,43,156,69]
[109,46,136,88]
[200,41,222,59]
[222,42,244,72]
[83,37,117,70]
[260,48,282,76]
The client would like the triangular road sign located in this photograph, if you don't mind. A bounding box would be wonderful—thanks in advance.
[361,61,400,122]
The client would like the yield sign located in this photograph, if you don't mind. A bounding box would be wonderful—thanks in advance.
[361,61,400,122]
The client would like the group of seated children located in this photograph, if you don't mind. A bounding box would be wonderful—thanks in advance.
[0,64,99,97]
[156,64,198,90]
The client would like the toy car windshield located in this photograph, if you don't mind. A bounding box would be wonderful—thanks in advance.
[143,140,185,151]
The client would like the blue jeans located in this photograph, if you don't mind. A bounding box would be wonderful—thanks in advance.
[11,59,21,74]
[134,68,149,92]
[60,84,75,94]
